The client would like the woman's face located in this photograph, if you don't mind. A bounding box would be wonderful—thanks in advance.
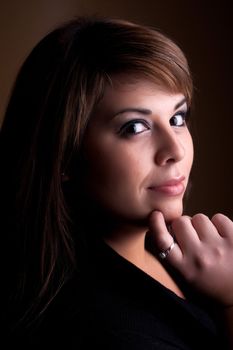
[83,75,193,225]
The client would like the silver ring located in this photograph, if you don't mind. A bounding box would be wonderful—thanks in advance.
[158,240,176,260]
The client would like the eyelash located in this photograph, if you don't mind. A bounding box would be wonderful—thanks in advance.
[118,110,190,137]
[170,111,189,127]
[118,119,150,137]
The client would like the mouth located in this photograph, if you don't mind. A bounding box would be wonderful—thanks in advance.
[148,176,186,196]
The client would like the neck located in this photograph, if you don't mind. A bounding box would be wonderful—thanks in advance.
[103,223,185,300]
[104,224,149,267]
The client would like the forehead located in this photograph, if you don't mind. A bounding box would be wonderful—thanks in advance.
[95,74,186,116]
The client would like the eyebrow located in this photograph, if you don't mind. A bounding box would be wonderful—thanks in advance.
[174,97,187,110]
[113,97,187,118]
[113,108,151,117]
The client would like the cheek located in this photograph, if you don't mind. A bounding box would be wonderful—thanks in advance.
[83,137,153,216]
[184,133,194,172]
[85,145,147,191]
[188,138,194,169]
[83,143,153,221]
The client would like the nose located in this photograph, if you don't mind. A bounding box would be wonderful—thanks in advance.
[154,128,185,166]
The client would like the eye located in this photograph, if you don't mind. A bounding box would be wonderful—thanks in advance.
[118,119,150,136]
[170,112,187,127]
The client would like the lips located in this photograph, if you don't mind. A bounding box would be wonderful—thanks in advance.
[148,176,185,196]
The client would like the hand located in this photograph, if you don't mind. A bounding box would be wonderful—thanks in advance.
[148,211,233,307]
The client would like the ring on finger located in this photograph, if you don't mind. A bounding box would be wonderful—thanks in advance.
[158,240,176,260]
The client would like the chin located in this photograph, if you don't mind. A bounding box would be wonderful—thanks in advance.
[154,203,183,223]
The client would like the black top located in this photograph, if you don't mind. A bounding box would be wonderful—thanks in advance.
[5,239,223,349]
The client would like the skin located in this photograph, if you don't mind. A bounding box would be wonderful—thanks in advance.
[83,75,193,296]
[149,211,233,305]
[83,74,233,344]
[149,211,233,348]
[84,75,193,224]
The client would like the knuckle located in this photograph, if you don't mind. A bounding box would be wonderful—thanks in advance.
[193,253,211,270]
[158,238,173,252]
[172,215,190,230]
[192,213,208,224]
[193,246,224,270]
[211,213,225,223]
[212,246,225,259]
[212,212,224,219]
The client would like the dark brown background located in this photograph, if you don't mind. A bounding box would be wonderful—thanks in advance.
[0,0,232,218]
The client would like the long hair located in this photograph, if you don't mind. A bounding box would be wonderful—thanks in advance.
[0,16,193,326]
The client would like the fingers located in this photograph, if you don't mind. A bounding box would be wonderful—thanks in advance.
[190,214,219,241]
[148,210,233,306]
[171,215,200,252]
[148,211,226,272]
[211,213,233,240]
[148,211,173,251]
[148,211,233,259]
[148,211,183,264]
[189,213,233,242]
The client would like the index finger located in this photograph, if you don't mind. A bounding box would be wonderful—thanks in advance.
[148,211,183,264]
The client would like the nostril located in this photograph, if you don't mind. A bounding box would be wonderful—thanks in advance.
[154,142,184,166]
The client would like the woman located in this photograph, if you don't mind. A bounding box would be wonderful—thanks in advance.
[1,16,233,349]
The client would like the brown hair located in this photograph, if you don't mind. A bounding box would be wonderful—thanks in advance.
[0,16,193,324]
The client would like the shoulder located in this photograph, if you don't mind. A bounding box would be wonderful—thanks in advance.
[9,240,222,349]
